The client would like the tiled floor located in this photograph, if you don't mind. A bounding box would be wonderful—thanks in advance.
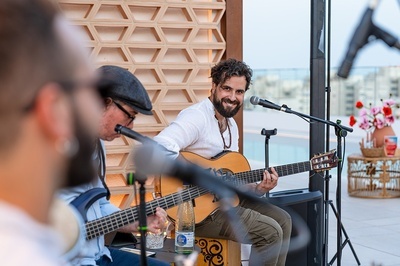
[324,176,400,266]
[240,171,400,266]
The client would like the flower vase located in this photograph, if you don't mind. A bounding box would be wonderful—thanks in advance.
[371,126,396,148]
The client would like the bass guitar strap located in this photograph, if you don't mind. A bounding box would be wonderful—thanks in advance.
[70,188,108,222]
[97,139,110,200]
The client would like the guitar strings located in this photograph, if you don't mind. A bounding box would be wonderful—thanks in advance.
[233,161,311,185]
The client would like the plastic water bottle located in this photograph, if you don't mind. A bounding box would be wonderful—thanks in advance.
[175,199,195,254]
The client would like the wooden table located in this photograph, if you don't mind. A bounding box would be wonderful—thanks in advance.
[347,153,400,198]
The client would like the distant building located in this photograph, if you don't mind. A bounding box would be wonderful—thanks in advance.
[246,66,400,117]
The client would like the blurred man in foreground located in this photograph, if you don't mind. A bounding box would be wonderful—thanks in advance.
[0,0,102,264]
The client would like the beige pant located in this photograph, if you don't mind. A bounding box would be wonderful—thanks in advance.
[196,198,292,266]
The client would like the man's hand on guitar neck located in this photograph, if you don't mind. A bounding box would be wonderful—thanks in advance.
[117,207,168,234]
[146,207,169,233]
[247,167,279,196]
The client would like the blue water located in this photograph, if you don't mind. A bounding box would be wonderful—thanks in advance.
[244,133,308,166]
[243,132,360,177]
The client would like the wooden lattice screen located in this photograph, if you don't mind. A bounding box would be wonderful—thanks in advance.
[59,0,231,208]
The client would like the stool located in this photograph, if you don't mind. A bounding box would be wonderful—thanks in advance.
[195,237,241,266]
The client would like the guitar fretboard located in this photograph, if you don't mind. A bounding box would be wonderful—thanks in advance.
[232,161,312,186]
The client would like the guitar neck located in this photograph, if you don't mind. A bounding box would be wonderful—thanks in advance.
[233,161,312,186]
[85,186,209,240]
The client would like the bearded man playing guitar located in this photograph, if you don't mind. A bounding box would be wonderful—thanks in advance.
[154,59,292,266]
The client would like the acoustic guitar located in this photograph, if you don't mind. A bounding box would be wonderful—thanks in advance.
[159,150,337,223]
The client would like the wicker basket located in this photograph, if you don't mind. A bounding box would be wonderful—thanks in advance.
[361,147,384,157]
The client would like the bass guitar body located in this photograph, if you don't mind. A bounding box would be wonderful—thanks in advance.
[50,198,85,259]
[160,151,251,224]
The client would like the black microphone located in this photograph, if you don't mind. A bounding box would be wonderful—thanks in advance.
[115,124,154,144]
[115,124,178,159]
[250,96,288,112]
[337,0,379,78]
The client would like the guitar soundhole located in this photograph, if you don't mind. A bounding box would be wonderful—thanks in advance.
[216,168,235,183]
[220,168,233,175]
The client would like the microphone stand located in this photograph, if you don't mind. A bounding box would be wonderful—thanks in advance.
[136,173,148,266]
[261,128,277,198]
[259,103,357,266]
[115,126,152,265]
[327,122,360,266]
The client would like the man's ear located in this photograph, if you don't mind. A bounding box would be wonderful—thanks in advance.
[211,83,217,94]
[34,83,73,141]
[104,97,112,106]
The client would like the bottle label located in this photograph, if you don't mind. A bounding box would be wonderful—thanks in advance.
[175,231,194,247]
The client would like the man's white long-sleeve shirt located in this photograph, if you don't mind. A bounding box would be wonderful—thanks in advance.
[154,98,239,159]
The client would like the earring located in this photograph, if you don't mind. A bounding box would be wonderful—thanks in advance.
[55,137,79,158]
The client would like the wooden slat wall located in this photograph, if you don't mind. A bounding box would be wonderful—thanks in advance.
[58,0,242,208]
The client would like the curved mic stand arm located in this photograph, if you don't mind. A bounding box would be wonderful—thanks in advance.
[282,106,353,134]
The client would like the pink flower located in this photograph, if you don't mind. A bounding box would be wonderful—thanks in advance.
[383,99,396,106]
[359,116,370,130]
[374,117,385,129]
[370,106,381,116]
[386,115,395,124]
[359,108,368,117]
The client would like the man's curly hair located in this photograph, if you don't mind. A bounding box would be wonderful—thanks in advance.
[210,58,253,91]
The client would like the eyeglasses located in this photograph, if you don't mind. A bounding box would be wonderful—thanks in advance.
[113,100,136,126]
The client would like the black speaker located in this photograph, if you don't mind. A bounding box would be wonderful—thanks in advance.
[269,188,323,266]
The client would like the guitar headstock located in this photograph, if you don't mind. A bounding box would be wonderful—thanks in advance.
[310,150,338,172]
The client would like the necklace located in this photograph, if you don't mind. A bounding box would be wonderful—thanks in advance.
[219,118,232,149]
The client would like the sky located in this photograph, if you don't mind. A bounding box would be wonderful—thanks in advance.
[243,0,400,70]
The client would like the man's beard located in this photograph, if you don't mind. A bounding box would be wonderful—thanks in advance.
[212,94,242,118]
[63,112,97,188]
